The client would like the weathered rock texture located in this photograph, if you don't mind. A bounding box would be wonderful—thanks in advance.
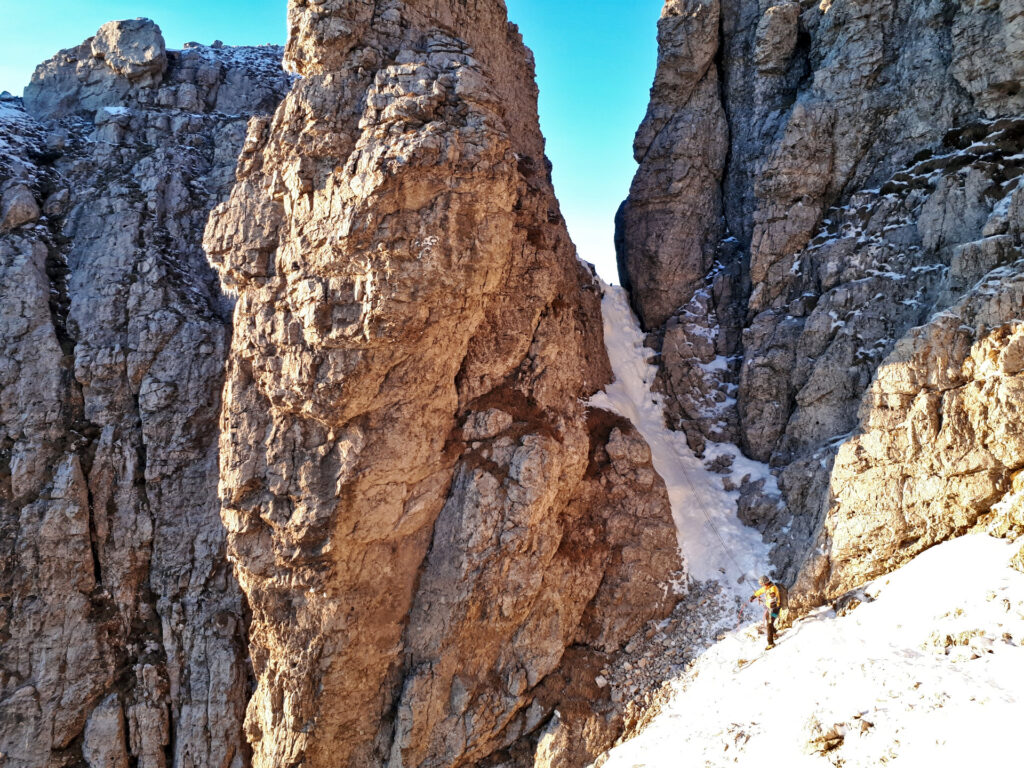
[620,0,1024,606]
[204,2,681,767]
[1,23,291,768]
[795,255,1024,604]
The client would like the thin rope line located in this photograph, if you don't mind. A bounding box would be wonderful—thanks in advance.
[675,458,760,629]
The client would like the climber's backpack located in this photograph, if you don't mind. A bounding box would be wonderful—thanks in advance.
[776,582,789,611]
[775,582,791,627]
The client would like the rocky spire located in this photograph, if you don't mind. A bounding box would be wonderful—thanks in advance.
[205,1,680,766]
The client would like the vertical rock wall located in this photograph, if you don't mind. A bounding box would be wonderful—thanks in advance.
[1,22,291,768]
[620,0,1024,606]
[205,1,680,767]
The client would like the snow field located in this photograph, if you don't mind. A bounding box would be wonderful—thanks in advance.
[598,534,1024,767]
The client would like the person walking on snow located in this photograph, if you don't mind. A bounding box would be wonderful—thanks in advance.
[749,576,781,649]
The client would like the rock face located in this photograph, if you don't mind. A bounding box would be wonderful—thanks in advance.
[796,255,1024,603]
[3,9,680,768]
[620,0,1024,606]
[25,19,286,121]
[204,2,680,767]
[1,23,291,768]
[616,0,727,333]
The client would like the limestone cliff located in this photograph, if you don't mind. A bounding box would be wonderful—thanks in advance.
[203,1,681,767]
[0,21,291,768]
[620,0,1024,607]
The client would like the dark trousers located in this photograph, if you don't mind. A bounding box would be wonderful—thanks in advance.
[763,606,777,646]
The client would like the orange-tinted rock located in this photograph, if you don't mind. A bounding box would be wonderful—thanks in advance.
[205,2,681,766]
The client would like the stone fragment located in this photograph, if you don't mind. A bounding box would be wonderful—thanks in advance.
[0,184,40,231]
[802,716,844,755]
[753,3,800,75]
[463,408,514,440]
[83,695,130,768]
[42,188,69,217]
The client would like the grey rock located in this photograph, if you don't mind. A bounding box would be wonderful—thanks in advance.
[24,23,289,122]
[951,0,1024,117]
[622,0,1024,610]
[791,257,1024,608]
[463,408,514,441]
[617,0,727,331]
[42,187,70,217]
[83,695,131,768]
[90,19,167,83]
[753,3,800,75]
[0,29,291,768]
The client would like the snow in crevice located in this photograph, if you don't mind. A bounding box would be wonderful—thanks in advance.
[587,289,1024,768]
[589,284,772,596]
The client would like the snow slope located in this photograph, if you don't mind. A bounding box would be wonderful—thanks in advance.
[590,284,772,595]
[599,534,1024,767]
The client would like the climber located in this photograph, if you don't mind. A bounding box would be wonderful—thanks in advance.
[749,575,782,649]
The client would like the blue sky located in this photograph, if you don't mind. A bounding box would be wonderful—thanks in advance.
[0,0,663,282]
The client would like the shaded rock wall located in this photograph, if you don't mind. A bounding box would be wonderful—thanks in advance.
[748,119,1024,602]
[205,1,681,767]
[0,22,291,768]
[797,255,1024,604]
[620,0,1024,605]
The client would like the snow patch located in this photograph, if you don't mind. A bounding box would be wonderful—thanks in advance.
[697,355,730,374]
[589,284,772,594]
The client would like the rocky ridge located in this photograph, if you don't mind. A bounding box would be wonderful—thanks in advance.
[619,0,1024,608]
[1,20,291,768]
[203,1,681,767]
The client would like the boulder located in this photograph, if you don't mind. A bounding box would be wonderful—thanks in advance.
[90,18,167,83]
[0,184,40,231]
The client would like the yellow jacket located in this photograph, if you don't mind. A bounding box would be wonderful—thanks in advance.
[753,583,781,607]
